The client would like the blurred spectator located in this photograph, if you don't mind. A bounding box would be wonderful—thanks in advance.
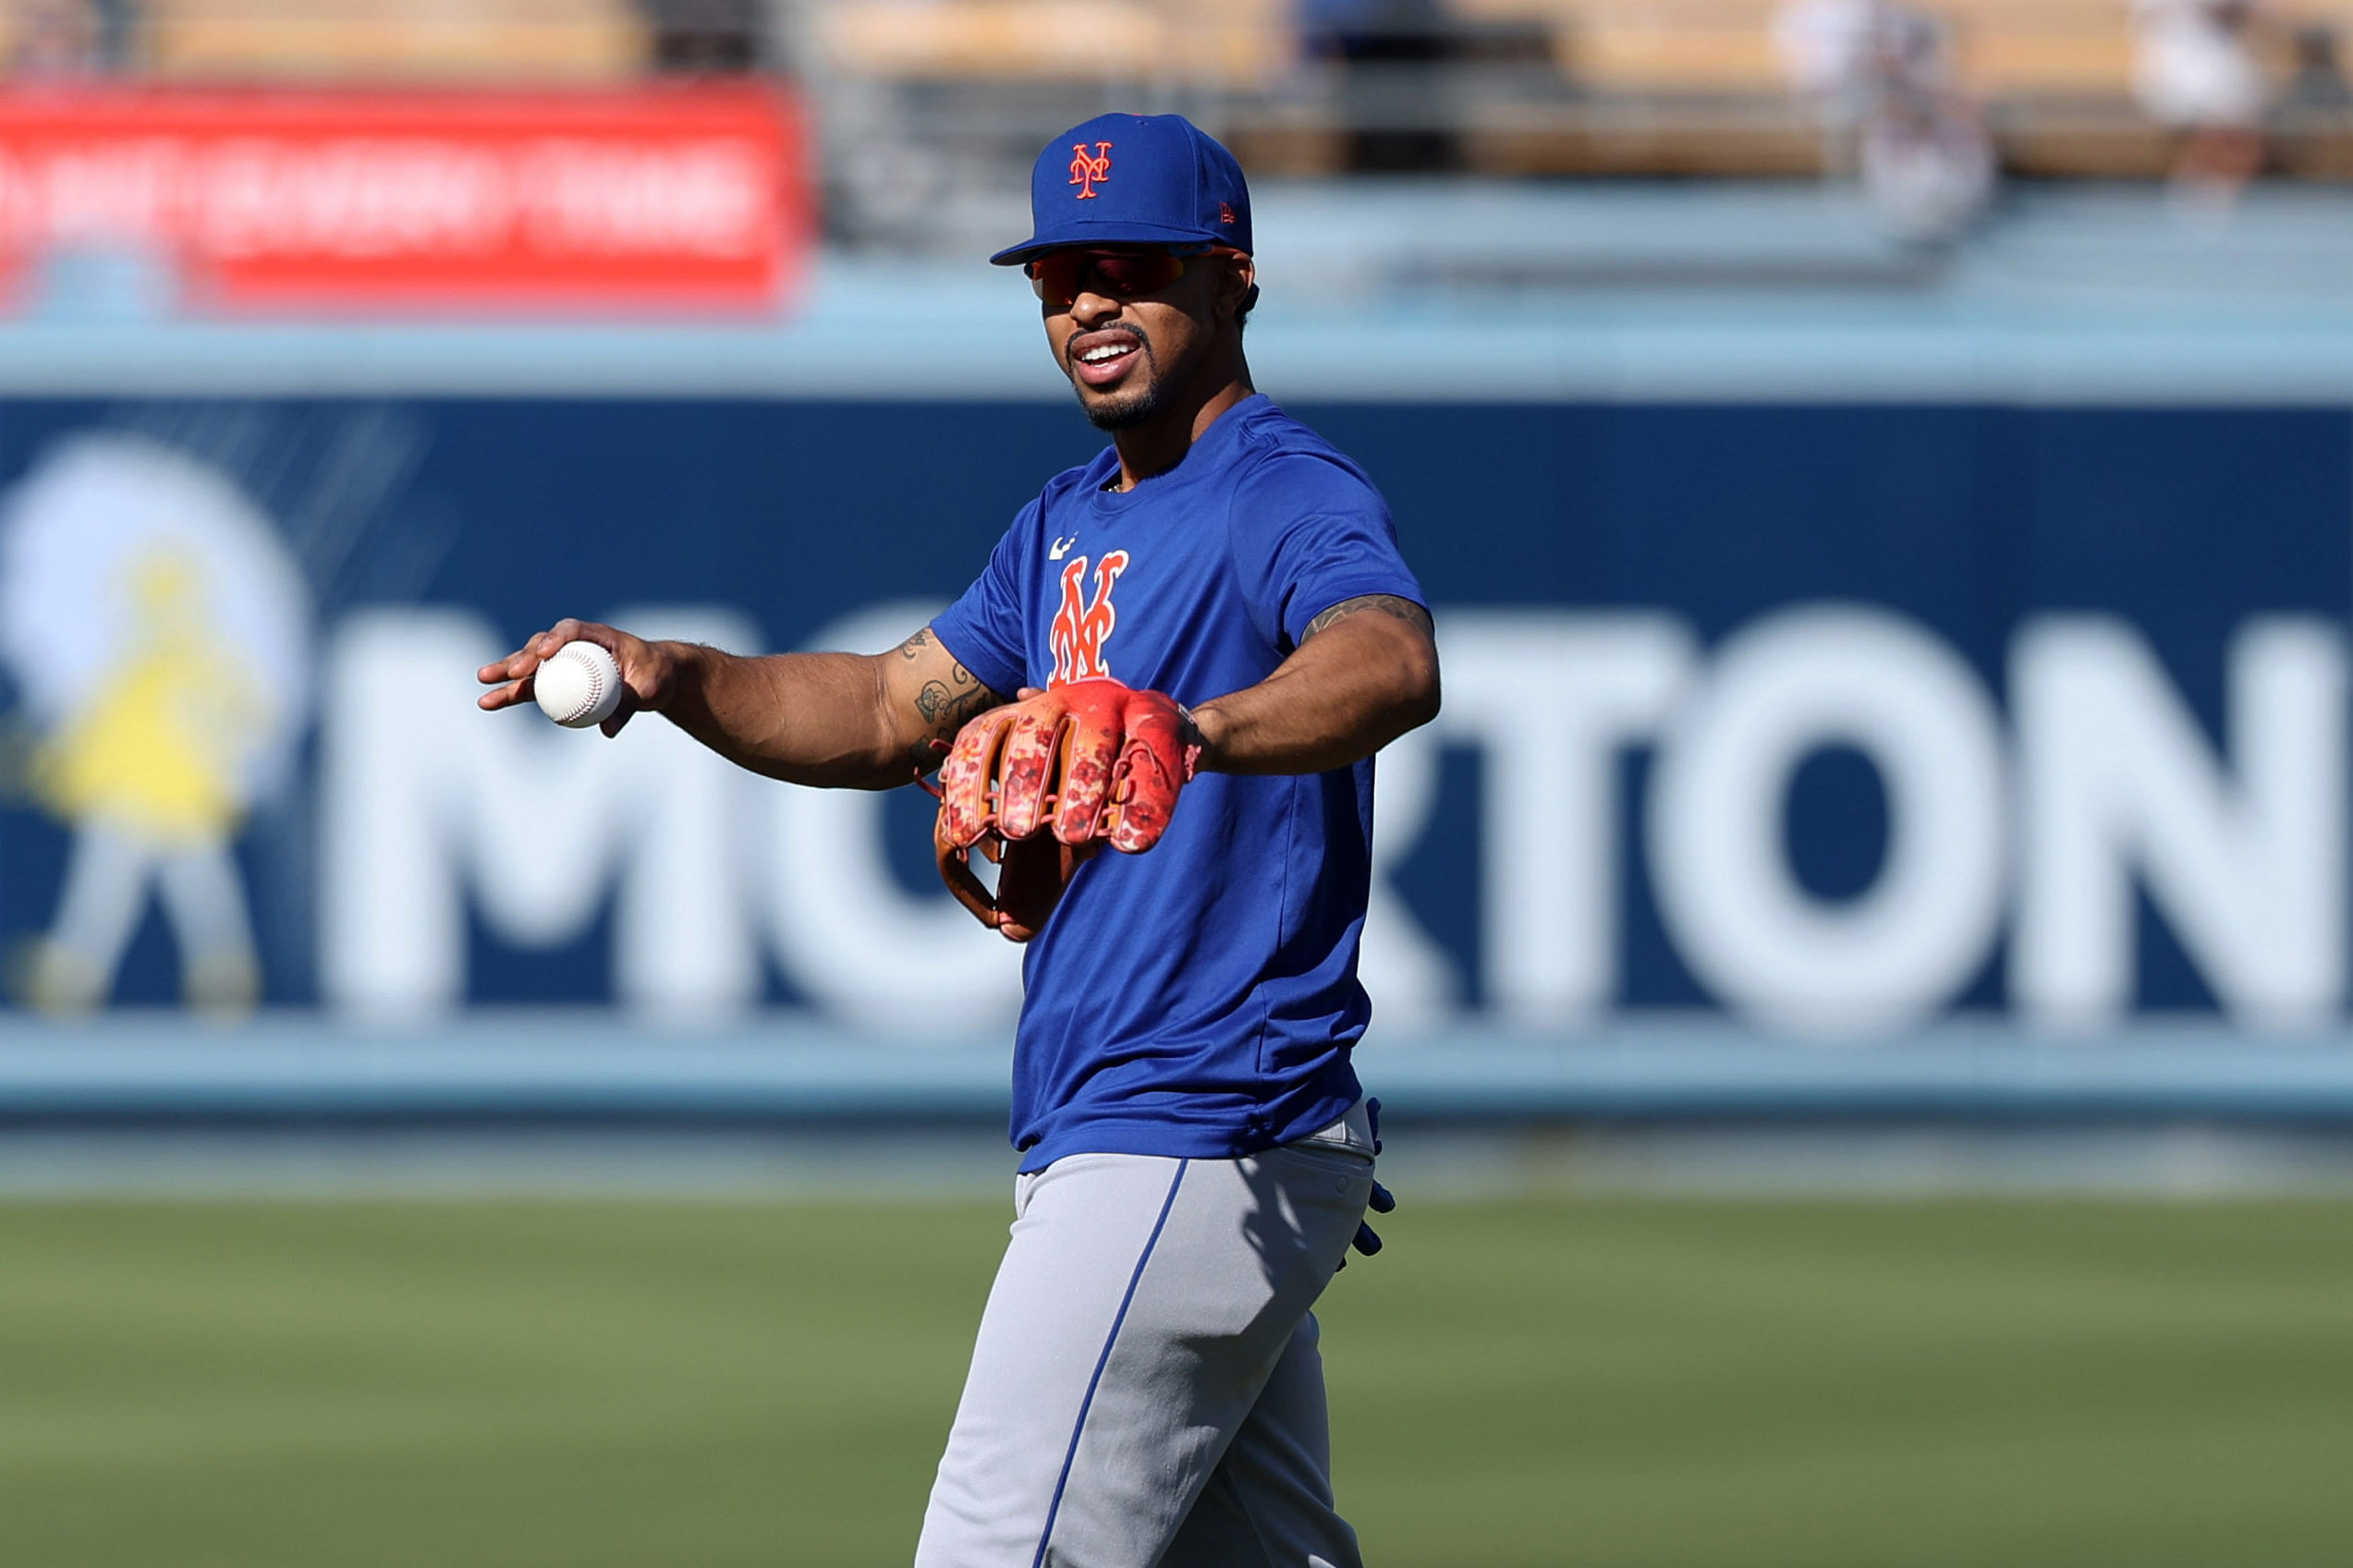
[2282,21,2351,112]
[1302,0,1462,172]
[1855,8,1993,240]
[1774,0,1883,134]
[1779,1,1992,240]
[638,0,770,72]
[2131,0,2271,210]
[10,0,104,74]
[2274,21,2353,176]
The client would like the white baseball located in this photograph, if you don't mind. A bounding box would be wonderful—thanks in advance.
[533,639,623,729]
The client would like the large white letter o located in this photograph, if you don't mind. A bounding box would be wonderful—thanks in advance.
[1647,605,2006,1037]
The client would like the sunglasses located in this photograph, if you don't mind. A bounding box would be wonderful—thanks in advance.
[1025,249,1233,309]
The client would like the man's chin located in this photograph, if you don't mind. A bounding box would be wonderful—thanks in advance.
[1079,383,1161,432]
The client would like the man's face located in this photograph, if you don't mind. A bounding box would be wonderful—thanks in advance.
[1033,248,1243,432]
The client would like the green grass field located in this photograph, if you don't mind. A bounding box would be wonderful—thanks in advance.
[4,1197,2350,1567]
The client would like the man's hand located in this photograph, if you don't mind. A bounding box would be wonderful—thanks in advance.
[932,678,1201,941]
[477,618,677,739]
[937,679,1198,852]
[476,618,1006,793]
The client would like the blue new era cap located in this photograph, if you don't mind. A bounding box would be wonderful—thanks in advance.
[989,113,1252,266]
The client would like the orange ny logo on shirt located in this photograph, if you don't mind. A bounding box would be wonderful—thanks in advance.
[1068,141,1113,200]
[1050,551,1128,684]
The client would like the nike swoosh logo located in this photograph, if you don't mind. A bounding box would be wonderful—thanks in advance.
[1048,536,1076,560]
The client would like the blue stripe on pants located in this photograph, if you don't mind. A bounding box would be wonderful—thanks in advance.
[1030,1158,1190,1568]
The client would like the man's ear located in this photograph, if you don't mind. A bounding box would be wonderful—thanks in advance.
[1217,255,1257,323]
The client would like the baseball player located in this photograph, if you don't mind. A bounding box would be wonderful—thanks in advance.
[478,113,1438,1567]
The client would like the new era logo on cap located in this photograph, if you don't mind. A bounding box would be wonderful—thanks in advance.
[992,113,1252,266]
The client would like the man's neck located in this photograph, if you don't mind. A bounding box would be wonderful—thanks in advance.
[1110,373,1255,492]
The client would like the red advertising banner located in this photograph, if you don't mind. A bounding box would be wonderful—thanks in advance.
[0,85,808,312]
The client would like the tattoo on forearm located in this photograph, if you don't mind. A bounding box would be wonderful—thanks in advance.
[915,668,988,727]
[1304,594,1433,641]
[904,642,1001,772]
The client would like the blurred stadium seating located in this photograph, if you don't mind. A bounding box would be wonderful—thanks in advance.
[0,0,769,78]
[794,0,2353,200]
[4,0,2349,201]
[138,0,651,83]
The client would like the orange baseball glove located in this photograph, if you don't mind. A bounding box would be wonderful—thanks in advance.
[930,678,1201,942]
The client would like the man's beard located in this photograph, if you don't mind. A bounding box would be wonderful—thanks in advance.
[1071,333,1163,431]
[1081,380,1164,431]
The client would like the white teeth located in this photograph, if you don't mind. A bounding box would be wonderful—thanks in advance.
[1080,343,1131,363]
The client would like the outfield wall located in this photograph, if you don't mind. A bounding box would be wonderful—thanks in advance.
[0,389,2349,1123]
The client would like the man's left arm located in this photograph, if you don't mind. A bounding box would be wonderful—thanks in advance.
[1189,594,1440,774]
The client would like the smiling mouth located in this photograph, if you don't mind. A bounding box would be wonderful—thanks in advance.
[1069,333,1145,386]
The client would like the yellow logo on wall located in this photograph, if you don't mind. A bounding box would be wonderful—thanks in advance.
[0,434,312,1016]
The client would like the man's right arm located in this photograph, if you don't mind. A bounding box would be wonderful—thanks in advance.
[475,619,1004,791]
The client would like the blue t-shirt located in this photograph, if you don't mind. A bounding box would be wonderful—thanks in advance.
[931,395,1425,1171]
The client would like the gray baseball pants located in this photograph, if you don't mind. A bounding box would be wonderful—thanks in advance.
[914,1101,1378,1568]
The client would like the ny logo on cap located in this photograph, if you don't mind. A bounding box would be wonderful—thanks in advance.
[1068,141,1113,200]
